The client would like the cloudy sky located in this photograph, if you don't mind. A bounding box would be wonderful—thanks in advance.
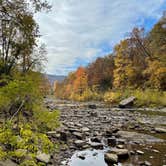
[35,0,166,75]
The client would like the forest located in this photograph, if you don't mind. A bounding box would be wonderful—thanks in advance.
[54,14,166,107]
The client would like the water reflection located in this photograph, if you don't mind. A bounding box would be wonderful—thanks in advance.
[68,148,123,166]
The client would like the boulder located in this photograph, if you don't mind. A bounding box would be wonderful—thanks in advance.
[107,137,116,147]
[0,159,17,166]
[104,153,118,164]
[119,96,136,108]
[110,148,129,159]
[36,152,51,164]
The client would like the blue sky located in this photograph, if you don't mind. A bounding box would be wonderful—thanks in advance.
[35,0,166,75]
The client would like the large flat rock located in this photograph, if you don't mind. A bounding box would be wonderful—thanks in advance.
[119,96,136,108]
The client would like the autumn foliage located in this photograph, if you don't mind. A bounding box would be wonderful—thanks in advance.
[54,14,166,103]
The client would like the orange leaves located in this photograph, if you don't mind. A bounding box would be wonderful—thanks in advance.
[73,67,88,94]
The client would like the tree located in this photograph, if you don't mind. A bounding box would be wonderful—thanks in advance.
[144,14,166,90]
[113,40,131,89]
[73,67,88,94]
[87,55,114,90]
[0,0,50,75]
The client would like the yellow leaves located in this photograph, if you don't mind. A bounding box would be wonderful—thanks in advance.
[69,88,102,101]
[145,59,166,89]
[104,91,121,104]
[134,89,166,107]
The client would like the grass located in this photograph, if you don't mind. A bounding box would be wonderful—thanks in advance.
[103,89,166,107]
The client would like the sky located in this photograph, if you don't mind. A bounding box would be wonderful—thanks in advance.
[35,0,166,76]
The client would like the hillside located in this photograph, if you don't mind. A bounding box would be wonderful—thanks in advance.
[46,74,66,85]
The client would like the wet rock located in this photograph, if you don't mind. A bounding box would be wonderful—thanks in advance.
[60,131,68,142]
[110,148,129,159]
[82,144,90,149]
[93,152,98,156]
[104,153,118,164]
[89,142,103,149]
[116,138,125,145]
[155,127,166,133]
[119,96,136,108]
[105,128,119,137]
[73,132,83,139]
[68,128,80,133]
[74,140,86,148]
[107,137,116,147]
[36,152,51,164]
[105,130,113,137]
[77,153,86,160]
[91,137,101,143]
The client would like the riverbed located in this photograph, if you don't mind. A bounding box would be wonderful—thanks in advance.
[45,98,166,166]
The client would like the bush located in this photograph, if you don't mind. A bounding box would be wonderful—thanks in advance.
[103,89,166,107]
[0,146,6,160]
[104,91,122,104]
[0,122,54,165]
[70,88,102,101]
[0,72,59,164]
[133,89,166,107]
[33,105,60,132]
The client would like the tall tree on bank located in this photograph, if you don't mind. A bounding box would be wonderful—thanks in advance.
[87,55,114,90]
[145,14,166,90]
[0,0,50,75]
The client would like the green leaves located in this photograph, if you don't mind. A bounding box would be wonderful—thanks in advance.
[0,123,54,164]
[0,0,50,75]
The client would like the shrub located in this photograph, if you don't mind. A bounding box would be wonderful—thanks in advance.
[0,146,6,160]
[0,122,54,165]
[33,105,60,132]
[104,91,122,104]
[133,89,166,107]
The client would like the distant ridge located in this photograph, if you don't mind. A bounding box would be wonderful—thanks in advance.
[45,74,66,85]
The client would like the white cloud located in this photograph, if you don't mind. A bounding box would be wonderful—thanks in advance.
[35,0,165,75]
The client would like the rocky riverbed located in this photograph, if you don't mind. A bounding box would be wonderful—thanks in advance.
[44,98,166,166]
